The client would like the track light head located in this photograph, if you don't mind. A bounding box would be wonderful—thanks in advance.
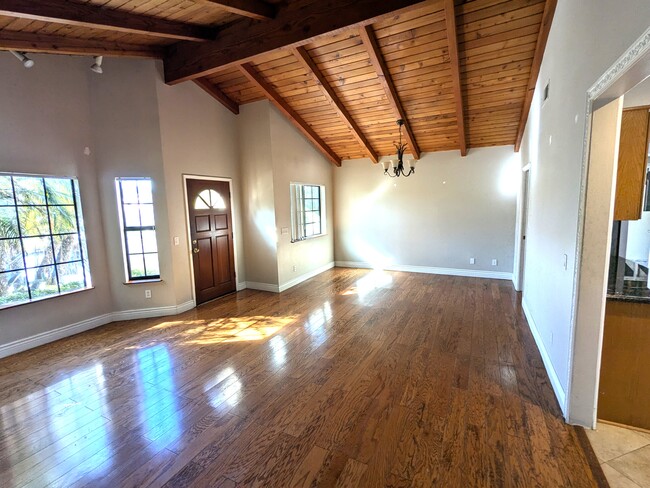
[10,50,34,68]
[90,55,103,74]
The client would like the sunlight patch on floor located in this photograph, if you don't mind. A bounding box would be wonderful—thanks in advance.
[340,270,394,301]
[145,315,298,345]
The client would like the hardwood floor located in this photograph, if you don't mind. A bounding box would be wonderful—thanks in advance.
[0,268,604,487]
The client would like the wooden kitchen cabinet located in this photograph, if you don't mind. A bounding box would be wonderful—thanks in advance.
[598,299,650,430]
[614,107,650,221]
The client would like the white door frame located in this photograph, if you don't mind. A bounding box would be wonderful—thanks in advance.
[182,174,242,306]
[513,163,532,292]
[567,27,650,427]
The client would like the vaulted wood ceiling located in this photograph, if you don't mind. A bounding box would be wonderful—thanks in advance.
[0,0,557,166]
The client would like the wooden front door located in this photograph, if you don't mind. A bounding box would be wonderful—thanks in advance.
[186,179,236,305]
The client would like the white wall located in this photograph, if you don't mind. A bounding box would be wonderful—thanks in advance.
[0,54,113,347]
[518,0,650,425]
[334,147,519,277]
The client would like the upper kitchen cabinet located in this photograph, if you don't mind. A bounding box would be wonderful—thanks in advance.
[614,107,650,221]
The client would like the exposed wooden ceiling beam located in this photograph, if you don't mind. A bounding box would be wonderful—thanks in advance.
[444,0,467,157]
[359,25,421,160]
[0,31,163,58]
[239,63,342,167]
[0,0,216,42]
[292,46,378,164]
[193,78,240,115]
[200,0,275,20]
[514,0,557,152]
[164,0,436,84]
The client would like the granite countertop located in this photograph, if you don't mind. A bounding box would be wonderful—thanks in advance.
[607,256,650,303]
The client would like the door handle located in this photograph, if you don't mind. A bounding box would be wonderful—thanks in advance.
[193,247,200,254]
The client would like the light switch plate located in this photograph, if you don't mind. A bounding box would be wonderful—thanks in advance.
[470,258,475,265]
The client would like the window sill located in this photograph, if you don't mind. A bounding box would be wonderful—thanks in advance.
[291,233,327,243]
[0,286,96,312]
[123,278,163,285]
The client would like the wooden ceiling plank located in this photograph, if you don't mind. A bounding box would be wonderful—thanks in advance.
[359,24,421,159]
[0,0,215,41]
[199,0,275,20]
[164,0,439,84]
[444,0,467,156]
[0,30,163,57]
[193,78,240,114]
[514,0,557,151]
[239,62,342,166]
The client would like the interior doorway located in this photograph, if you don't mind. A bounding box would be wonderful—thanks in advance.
[185,177,237,305]
[569,27,650,428]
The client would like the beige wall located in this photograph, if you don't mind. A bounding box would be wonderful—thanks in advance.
[0,55,247,353]
[89,58,176,311]
[269,106,334,288]
[155,66,246,300]
[0,54,113,346]
[237,101,334,289]
[237,102,279,286]
[518,0,650,425]
[334,147,519,276]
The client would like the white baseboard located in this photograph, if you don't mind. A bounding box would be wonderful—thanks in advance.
[245,282,281,293]
[334,261,513,281]
[111,300,196,321]
[0,313,113,359]
[237,281,247,291]
[522,298,568,417]
[0,299,195,359]
[279,262,335,292]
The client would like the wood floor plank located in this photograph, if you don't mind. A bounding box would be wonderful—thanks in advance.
[0,268,602,487]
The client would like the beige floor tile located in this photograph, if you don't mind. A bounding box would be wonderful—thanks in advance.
[586,423,650,462]
[609,445,650,487]
[602,464,643,488]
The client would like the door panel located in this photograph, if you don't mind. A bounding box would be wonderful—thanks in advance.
[186,179,236,304]
[215,235,231,284]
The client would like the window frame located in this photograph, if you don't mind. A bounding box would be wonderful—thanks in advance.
[115,177,161,282]
[290,182,326,243]
[0,173,92,309]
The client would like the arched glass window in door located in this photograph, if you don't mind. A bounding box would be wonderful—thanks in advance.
[194,189,226,210]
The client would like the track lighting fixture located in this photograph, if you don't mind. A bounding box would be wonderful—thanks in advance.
[9,50,34,68]
[90,56,103,74]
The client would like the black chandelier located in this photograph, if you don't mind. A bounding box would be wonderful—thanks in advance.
[383,119,416,178]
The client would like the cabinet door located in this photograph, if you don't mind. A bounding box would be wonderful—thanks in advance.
[614,108,650,221]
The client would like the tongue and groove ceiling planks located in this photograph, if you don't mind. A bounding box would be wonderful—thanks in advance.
[0,0,556,165]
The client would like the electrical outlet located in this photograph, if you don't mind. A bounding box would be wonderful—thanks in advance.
[491,259,498,266]
[292,265,297,272]
[469,258,475,265]
[145,289,152,299]
[174,236,180,246]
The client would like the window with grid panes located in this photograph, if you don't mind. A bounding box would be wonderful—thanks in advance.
[115,178,160,281]
[0,174,91,308]
[290,183,326,242]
